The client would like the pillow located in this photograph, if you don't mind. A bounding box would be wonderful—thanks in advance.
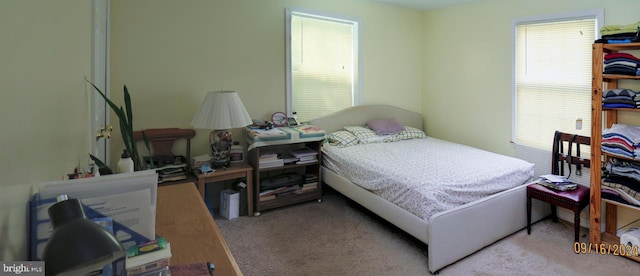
[326,130,359,147]
[367,118,405,135]
[397,126,427,140]
[344,126,378,142]
[344,126,400,144]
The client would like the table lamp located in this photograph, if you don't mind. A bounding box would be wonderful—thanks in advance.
[43,195,125,276]
[191,90,252,167]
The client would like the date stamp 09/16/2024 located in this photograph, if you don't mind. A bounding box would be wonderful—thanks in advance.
[574,242,640,256]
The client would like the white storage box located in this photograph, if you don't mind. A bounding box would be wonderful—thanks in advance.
[220,189,239,220]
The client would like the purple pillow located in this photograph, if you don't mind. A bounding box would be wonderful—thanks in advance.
[366,118,405,135]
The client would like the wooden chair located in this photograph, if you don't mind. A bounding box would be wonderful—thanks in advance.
[133,128,196,172]
[527,131,591,242]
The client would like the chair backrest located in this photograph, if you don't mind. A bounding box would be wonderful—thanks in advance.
[552,131,591,177]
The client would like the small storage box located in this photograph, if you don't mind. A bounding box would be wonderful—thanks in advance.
[220,189,239,220]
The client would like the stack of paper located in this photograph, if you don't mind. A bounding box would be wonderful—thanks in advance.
[536,174,578,191]
[259,151,283,168]
[289,147,318,164]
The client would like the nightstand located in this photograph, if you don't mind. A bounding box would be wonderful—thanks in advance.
[246,125,325,215]
[193,162,254,216]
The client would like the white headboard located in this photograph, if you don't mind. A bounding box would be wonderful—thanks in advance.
[309,105,423,134]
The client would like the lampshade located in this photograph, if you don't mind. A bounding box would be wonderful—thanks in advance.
[43,195,125,276]
[191,90,252,130]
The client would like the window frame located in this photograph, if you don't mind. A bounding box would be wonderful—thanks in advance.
[511,9,604,150]
[285,8,362,120]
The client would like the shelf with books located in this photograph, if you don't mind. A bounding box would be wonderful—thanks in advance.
[247,134,324,216]
[144,155,194,185]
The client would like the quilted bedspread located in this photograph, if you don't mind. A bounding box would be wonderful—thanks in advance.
[322,137,534,222]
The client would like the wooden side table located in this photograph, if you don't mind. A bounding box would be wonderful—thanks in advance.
[194,162,254,216]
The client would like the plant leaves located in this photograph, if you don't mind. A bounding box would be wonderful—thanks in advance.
[85,77,127,121]
[124,85,134,137]
[140,129,154,169]
[89,153,107,168]
[86,77,143,171]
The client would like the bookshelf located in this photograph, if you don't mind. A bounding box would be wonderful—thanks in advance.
[246,126,325,216]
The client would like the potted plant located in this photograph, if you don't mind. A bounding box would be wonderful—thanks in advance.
[86,77,151,171]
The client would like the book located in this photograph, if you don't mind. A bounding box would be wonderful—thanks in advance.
[259,151,279,159]
[157,167,186,175]
[158,174,187,183]
[298,155,317,161]
[135,266,171,276]
[294,125,324,135]
[290,147,317,158]
[259,194,276,201]
[259,159,284,168]
[301,182,317,188]
[294,182,318,194]
[274,185,301,196]
[279,153,299,164]
[128,259,170,276]
[260,186,290,197]
[296,159,317,165]
[304,174,318,183]
[126,238,172,275]
[159,171,186,179]
[169,262,213,276]
[259,155,280,162]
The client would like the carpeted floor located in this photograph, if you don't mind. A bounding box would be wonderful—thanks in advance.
[215,187,639,275]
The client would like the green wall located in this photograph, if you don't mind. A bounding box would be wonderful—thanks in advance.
[0,0,92,261]
[422,0,640,156]
[108,0,423,164]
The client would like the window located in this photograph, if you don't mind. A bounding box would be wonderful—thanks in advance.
[512,10,603,179]
[513,11,602,151]
[286,9,360,122]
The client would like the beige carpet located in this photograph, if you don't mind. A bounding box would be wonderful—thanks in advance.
[215,187,639,275]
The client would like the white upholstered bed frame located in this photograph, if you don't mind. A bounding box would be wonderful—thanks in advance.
[310,105,549,274]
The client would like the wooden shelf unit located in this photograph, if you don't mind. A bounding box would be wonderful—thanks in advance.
[248,140,323,216]
[590,42,640,262]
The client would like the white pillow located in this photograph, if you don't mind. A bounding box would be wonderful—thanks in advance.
[326,130,359,147]
[344,126,400,144]
[397,126,426,140]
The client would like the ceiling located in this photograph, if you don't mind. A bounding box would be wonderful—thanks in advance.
[369,0,479,10]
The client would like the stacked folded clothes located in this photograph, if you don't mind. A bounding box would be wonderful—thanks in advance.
[602,88,639,109]
[601,124,640,159]
[597,22,640,44]
[602,159,640,207]
[604,53,640,76]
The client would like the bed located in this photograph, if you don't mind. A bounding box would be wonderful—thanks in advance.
[309,105,549,274]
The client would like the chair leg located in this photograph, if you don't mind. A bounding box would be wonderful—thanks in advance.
[527,197,532,235]
[574,211,580,242]
[551,205,558,222]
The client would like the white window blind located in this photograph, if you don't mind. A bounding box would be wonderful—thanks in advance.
[513,17,596,151]
[286,10,360,122]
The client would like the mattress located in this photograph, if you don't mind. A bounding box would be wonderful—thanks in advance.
[322,137,535,222]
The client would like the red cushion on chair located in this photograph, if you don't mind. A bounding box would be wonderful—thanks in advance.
[527,183,589,205]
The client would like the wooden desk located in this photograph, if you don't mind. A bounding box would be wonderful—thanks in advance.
[194,162,254,216]
[156,183,242,275]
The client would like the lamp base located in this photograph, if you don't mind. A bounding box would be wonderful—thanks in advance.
[209,129,232,168]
